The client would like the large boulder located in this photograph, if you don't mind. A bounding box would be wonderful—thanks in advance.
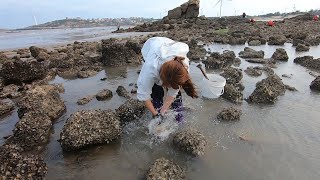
[0,145,47,179]
[59,110,121,151]
[173,128,207,156]
[220,67,243,85]
[0,100,14,117]
[310,76,320,91]
[29,46,48,58]
[271,48,289,61]
[0,60,48,84]
[101,39,142,66]
[17,85,66,120]
[147,158,186,180]
[221,84,243,103]
[115,99,145,122]
[294,56,320,70]
[217,107,242,121]
[247,75,286,104]
[9,111,52,151]
[166,0,200,19]
[239,47,264,59]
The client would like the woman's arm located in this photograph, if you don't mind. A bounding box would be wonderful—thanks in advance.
[160,95,175,115]
[145,99,158,116]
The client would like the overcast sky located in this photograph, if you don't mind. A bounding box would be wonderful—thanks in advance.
[0,0,319,29]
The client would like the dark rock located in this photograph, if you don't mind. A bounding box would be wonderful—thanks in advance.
[271,48,289,61]
[147,158,186,180]
[17,85,66,120]
[292,39,306,46]
[77,95,94,105]
[131,88,137,94]
[115,99,145,122]
[221,67,243,84]
[173,128,207,156]
[29,46,47,58]
[203,50,236,69]
[228,37,246,45]
[282,74,293,78]
[247,75,286,104]
[0,60,48,84]
[296,44,310,52]
[116,86,130,99]
[310,76,320,91]
[217,107,242,121]
[100,77,107,81]
[0,145,47,179]
[166,0,199,19]
[0,100,14,117]
[248,40,262,46]
[101,39,142,66]
[246,58,274,64]
[244,66,262,77]
[96,89,113,101]
[36,51,50,62]
[285,84,298,91]
[253,66,275,76]
[222,84,243,103]
[59,110,121,151]
[292,32,307,40]
[294,56,320,70]
[268,35,287,45]
[239,47,264,59]
[9,111,52,151]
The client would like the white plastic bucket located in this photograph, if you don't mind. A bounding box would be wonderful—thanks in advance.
[201,74,226,99]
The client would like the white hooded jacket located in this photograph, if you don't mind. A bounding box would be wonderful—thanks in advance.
[137,37,190,101]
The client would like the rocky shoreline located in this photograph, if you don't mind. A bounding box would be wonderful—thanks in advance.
[1,0,320,179]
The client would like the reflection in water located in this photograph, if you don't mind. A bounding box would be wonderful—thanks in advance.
[1,43,320,180]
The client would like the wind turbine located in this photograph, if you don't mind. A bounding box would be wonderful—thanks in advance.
[213,0,232,18]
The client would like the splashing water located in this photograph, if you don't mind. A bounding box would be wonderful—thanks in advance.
[147,110,179,141]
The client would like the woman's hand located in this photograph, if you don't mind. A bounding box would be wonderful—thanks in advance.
[144,99,158,117]
[160,96,175,116]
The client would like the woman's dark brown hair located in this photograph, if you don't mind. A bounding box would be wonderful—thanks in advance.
[160,56,198,98]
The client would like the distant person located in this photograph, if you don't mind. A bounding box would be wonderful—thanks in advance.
[250,18,256,23]
[313,15,319,21]
[267,20,275,26]
[117,23,120,31]
[242,12,246,18]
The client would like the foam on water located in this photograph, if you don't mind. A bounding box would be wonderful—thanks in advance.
[147,110,179,141]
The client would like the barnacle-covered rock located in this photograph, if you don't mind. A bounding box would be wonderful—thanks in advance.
[59,110,121,151]
[247,75,286,104]
[217,107,242,121]
[77,95,94,105]
[9,111,52,151]
[173,128,207,156]
[221,67,243,85]
[0,144,47,179]
[310,76,320,91]
[96,89,113,101]
[17,85,66,120]
[116,86,130,99]
[116,99,145,122]
[147,158,186,180]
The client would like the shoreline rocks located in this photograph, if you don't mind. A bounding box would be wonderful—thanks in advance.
[222,84,243,103]
[310,76,320,91]
[239,47,264,59]
[116,86,131,99]
[0,100,14,117]
[244,66,262,77]
[294,56,320,70]
[271,48,289,61]
[59,110,121,151]
[247,75,286,104]
[96,89,113,101]
[217,107,242,121]
[147,158,185,180]
[0,145,47,179]
[173,128,207,156]
[115,99,145,122]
